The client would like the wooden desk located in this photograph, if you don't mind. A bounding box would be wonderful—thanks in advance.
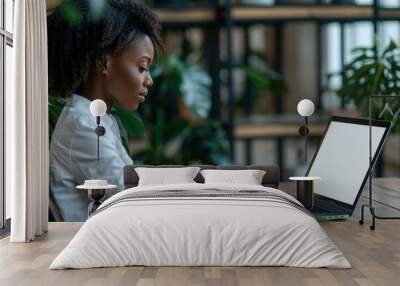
[235,124,326,138]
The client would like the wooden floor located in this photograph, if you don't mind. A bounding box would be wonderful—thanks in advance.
[2,222,400,286]
[1,179,400,286]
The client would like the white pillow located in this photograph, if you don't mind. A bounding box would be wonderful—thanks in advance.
[200,169,266,185]
[135,167,201,186]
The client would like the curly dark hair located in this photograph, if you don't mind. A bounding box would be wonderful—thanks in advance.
[47,0,164,98]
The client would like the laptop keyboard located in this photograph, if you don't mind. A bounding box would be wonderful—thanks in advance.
[313,196,349,215]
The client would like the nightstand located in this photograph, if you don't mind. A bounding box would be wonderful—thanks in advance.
[289,176,321,210]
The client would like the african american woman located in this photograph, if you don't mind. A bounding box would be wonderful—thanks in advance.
[48,0,164,221]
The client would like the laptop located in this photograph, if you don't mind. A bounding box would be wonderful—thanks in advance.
[305,116,391,220]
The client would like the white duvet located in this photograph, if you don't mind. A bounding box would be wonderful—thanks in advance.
[50,183,351,269]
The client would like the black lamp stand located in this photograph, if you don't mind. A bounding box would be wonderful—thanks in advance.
[85,116,107,216]
[87,189,106,216]
[95,116,106,161]
[298,116,309,164]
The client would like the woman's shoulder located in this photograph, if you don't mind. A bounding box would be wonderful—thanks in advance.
[57,108,94,130]
[58,94,94,126]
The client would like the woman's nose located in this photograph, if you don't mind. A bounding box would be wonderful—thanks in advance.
[144,73,153,87]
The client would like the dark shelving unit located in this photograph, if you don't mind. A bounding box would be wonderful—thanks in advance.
[151,2,400,177]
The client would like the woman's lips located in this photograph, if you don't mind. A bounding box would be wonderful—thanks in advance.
[138,93,147,103]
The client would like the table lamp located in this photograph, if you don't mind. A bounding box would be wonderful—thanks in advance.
[90,99,107,162]
[297,99,315,164]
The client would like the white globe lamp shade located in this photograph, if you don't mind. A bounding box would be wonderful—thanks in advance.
[90,99,107,117]
[297,99,315,117]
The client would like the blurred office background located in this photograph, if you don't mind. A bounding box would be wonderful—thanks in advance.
[4,0,400,189]
[44,0,400,179]
[129,0,400,180]
[0,0,399,224]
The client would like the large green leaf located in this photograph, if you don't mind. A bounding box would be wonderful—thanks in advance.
[382,40,399,57]
[112,113,130,156]
[48,96,66,140]
[48,96,66,126]
[180,64,212,118]
[351,46,374,54]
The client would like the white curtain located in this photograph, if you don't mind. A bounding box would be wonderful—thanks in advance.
[7,0,49,242]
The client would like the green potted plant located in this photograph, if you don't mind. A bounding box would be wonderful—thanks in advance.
[327,38,400,132]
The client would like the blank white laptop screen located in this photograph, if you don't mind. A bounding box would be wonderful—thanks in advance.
[307,120,388,205]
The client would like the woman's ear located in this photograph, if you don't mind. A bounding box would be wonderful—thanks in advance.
[96,55,108,74]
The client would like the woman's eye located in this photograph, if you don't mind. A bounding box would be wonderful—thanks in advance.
[139,67,148,73]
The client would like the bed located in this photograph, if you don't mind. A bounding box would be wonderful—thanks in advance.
[50,165,350,269]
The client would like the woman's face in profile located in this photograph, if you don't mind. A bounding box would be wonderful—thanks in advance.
[105,34,155,111]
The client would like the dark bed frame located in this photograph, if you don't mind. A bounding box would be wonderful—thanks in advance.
[123,165,280,189]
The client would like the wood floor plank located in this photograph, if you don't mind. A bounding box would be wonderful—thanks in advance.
[204,267,221,279]
[136,278,155,286]
[117,267,142,286]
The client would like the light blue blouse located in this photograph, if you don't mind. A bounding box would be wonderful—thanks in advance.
[49,94,133,221]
